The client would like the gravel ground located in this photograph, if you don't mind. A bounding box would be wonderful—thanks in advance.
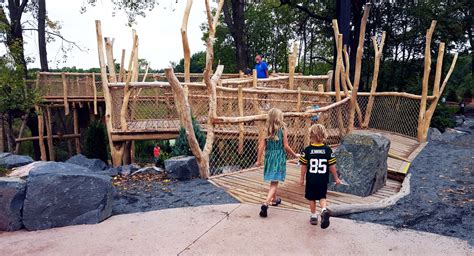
[112,173,238,215]
[343,114,474,245]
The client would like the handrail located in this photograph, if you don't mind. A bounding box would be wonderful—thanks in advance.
[213,97,351,124]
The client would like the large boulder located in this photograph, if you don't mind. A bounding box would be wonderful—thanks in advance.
[0,153,33,169]
[328,131,390,197]
[66,154,108,172]
[22,162,113,231]
[164,156,199,180]
[8,161,47,178]
[0,177,26,231]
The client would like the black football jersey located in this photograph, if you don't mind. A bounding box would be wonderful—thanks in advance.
[299,144,336,184]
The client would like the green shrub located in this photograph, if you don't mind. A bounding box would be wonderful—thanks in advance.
[431,104,456,132]
[446,89,459,102]
[463,87,472,99]
[172,117,206,156]
[83,121,108,163]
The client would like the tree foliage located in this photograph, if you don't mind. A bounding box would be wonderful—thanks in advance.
[84,120,109,163]
[172,117,206,157]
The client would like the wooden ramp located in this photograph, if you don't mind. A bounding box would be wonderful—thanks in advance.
[361,130,427,180]
[209,163,402,211]
[210,129,426,211]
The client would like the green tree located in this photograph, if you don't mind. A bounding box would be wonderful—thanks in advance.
[173,51,206,73]
[83,120,109,163]
[172,117,205,157]
[0,55,40,152]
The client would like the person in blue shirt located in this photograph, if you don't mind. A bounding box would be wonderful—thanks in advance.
[255,54,269,78]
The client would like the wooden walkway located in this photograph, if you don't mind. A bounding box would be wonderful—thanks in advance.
[209,129,426,211]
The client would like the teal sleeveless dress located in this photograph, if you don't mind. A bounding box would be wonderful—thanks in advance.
[264,128,287,182]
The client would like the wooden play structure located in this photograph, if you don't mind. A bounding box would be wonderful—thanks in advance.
[22,1,457,211]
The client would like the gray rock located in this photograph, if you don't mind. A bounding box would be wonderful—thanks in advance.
[0,177,26,231]
[0,152,12,159]
[22,162,113,231]
[428,128,443,141]
[131,166,164,176]
[0,154,33,169]
[119,163,140,176]
[221,165,241,174]
[106,167,120,176]
[164,156,199,180]
[66,154,108,172]
[328,131,390,197]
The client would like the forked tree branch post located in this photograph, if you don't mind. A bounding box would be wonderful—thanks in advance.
[348,3,371,131]
[165,0,225,179]
[363,31,386,128]
[181,0,193,83]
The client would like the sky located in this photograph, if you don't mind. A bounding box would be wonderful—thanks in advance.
[18,0,213,70]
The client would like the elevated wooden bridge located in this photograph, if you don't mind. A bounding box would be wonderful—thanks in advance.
[29,70,434,211]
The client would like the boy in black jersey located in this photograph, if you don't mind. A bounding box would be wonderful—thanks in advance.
[299,124,341,228]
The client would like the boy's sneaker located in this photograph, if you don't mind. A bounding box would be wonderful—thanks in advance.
[259,204,268,218]
[320,209,330,229]
[310,215,318,225]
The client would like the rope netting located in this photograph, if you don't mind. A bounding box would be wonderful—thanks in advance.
[209,99,350,176]
[355,94,427,138]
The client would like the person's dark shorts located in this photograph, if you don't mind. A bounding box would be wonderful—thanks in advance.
[305,182,327,200]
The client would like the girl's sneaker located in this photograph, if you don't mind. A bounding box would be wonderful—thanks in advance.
[320,209,330,229]
[310,215,318,225]
[271,198,282,206]
[259,204,268,218]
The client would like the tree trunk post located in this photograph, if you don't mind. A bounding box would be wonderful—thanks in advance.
[238,84,244,154]
[349,4,371,131]
[417,21,437,142]
[363,32,386,128]
[45,106,55,160]
[36,106,47,161]
[181,0,193,83]
[96,20,123,166]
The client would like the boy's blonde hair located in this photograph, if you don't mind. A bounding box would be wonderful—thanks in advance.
[309,124,327,143]
[266,108,285,139]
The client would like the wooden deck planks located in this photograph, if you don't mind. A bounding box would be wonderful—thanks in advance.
[210,162,401,211]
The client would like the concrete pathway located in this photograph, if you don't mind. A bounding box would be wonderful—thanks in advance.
[0,204,471,255]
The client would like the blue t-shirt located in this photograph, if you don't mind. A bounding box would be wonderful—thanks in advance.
[255,61,268,78]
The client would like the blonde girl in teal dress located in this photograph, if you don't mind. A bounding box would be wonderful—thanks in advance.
[256,108,298,217]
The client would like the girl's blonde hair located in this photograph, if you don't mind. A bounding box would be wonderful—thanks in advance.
[310,124,328,143]
[266,108,285,139]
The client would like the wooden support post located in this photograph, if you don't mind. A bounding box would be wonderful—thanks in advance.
[349,4,371,132]
[36,106,47,161]
[73,106,81,154]
[421,48,458,142]
[325,70,333,92]
[363,32,386,128]
[105,37,117,83]
[130,141,136,163]
[334,34,345,136]
[61,73,70,115]
[296,87,302,112]
[45,106,55,161]
[288,43,298,90]
[14,115,28,154]
[119,32,139,131]
[417,20,437,142]
[252,69,258,88]
[92,73,98,115]
[239,70,244,78]
[96,20,123,166]
[238,85,244,154]
[118,49,126,82]
[181,0,193,83]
